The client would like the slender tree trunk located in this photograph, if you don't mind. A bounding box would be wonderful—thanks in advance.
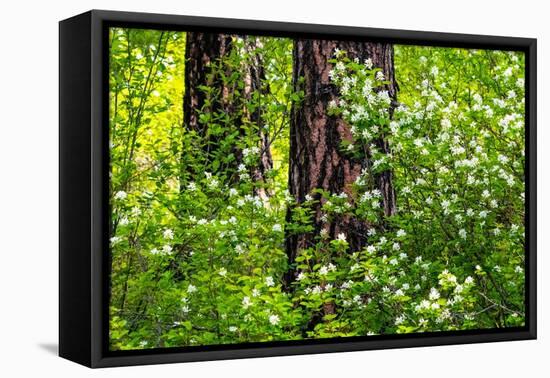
[241,37,273,199]
[284,39,397,287]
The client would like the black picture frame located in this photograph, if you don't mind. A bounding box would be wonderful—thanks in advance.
[59,9,537,368]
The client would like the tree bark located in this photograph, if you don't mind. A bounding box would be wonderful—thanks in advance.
[182,33,273,192]
[183,32,232,134]
[241,37,273,199]
[284,39,397,287]
[181,32,234,183]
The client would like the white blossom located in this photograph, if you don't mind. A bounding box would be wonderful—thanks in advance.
[312,285,322,295]
[163,229,174,239]
[429,287,440,300]
[242,296,252,309]
[516,78,525,88]
[269,314,280,325]
[364,58,373,69]
[110,236,121,245]
[208,177,219,189]
[114,191,127,200]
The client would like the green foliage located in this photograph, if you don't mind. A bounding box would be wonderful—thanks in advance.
[108,28,526,350]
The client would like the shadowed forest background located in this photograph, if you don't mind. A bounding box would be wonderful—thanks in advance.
[108,27,526,350]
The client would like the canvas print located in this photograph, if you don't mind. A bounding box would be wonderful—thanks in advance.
[107,27,526,351]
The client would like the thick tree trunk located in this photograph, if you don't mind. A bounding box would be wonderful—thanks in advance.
[284,39,397,287]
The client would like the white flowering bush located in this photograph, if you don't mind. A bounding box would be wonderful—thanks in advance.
[287,47,525,337]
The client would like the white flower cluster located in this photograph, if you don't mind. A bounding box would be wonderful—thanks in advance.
[328,50,393,145]
[204,172,219,189]
[304,283,334,296]
[242,146,260,164]
[114,190,127,200]
[150,244,174,256]
[163,228,174,239]
[242,296,252,309]
[236,194,265,209]
[265,276,275,287]
[318,262,337,276]
[359,188,382,209]
[323,195,352,214]
[438,269,458,286]
[272,223,283,232]
[336,233,347,243]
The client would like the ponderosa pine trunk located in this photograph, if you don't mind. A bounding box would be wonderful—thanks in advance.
[284,39,397,287]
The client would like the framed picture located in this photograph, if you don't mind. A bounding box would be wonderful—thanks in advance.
[59,10,536,368]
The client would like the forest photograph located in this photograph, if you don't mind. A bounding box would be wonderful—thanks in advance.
[107,27,526,351]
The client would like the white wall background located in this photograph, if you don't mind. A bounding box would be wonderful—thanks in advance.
[0,0,546,376]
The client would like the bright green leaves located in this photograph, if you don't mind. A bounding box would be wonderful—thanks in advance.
[108,28,526,350]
